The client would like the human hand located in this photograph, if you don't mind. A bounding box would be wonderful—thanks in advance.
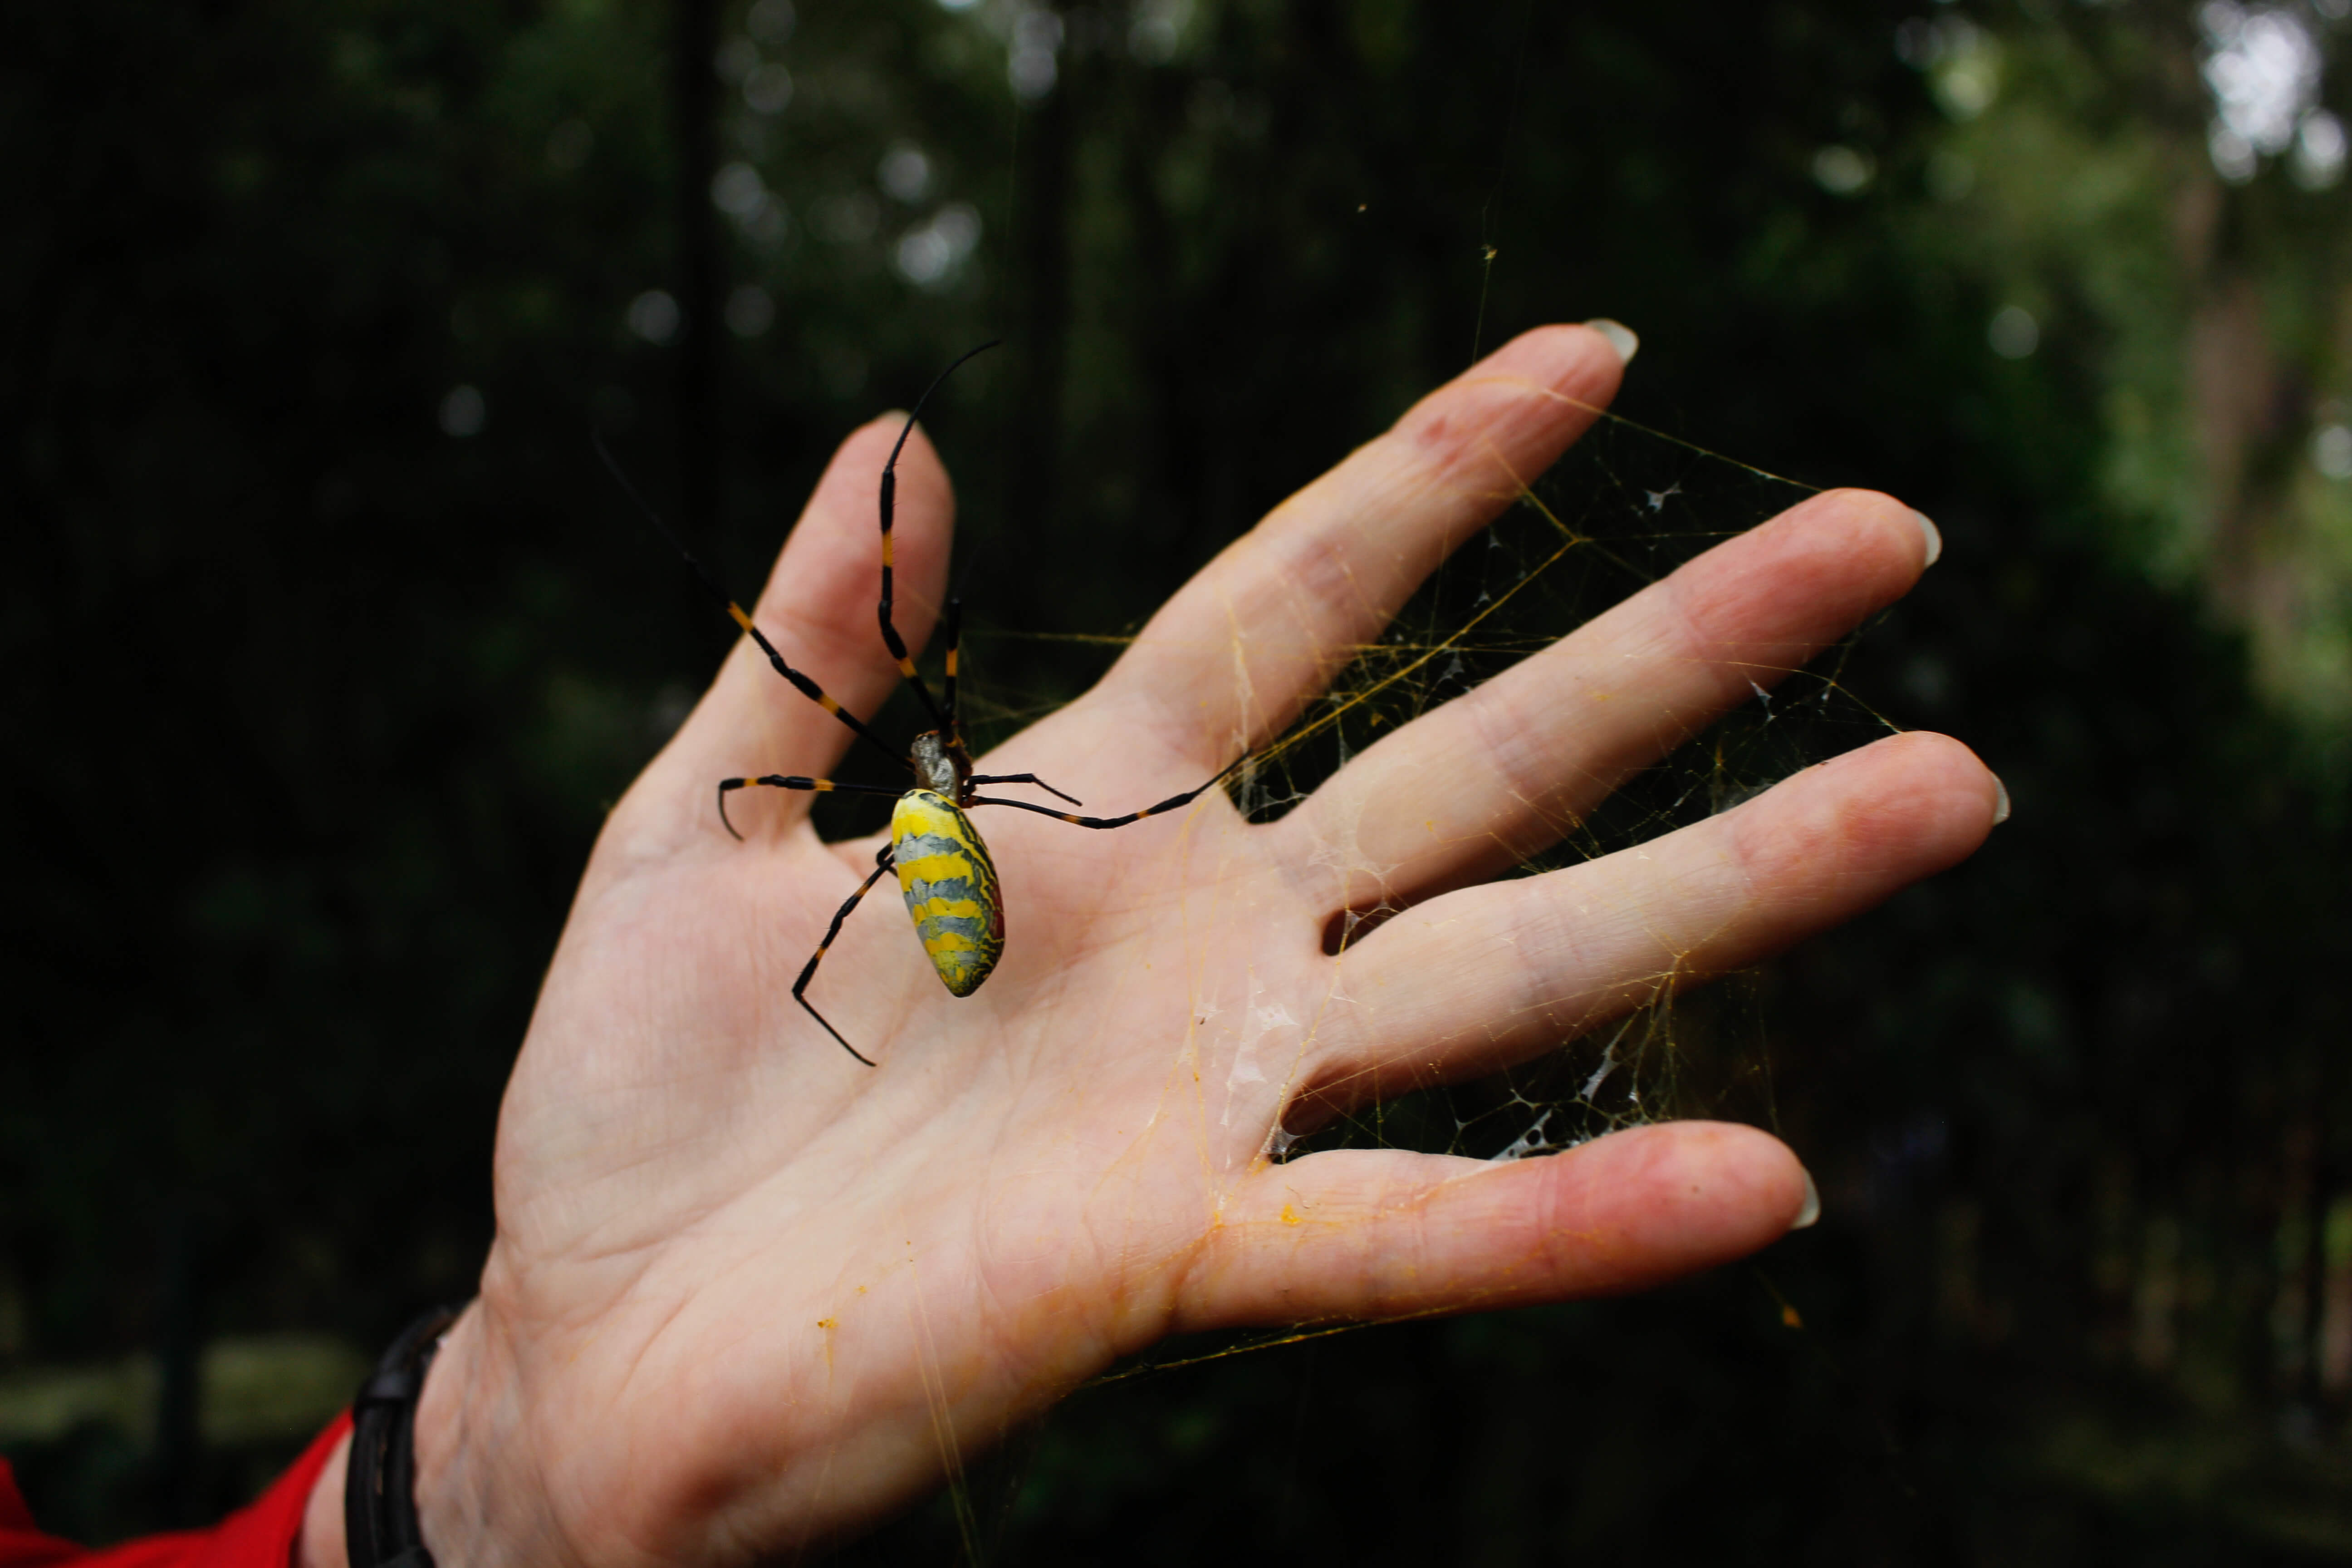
[303,323,2000,1565]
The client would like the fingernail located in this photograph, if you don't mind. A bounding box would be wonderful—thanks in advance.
[1791,1168,1821,1230]
[1583,318,1639,367]
[1913,510,1943,568]
[1991,774,2011,826]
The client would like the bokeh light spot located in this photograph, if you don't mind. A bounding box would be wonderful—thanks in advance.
[879,142,933,203]
[1988,305,2038,359]
[438,384,485,438]
[1130,0,1191,61]
[894,202,981,289]
[1926,21,2000,120]
[1010,10,1062,99]
[1812,145,1875,196]
[2294,110,2347,190]
[626,290,681,345]
[744,63,793,116]
[2314,424,2352,480]
[711,162,765,219]
[2200,2,2323,180]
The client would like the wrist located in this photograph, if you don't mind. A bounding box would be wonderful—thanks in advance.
[304,1301,550,1568]
[298,1303,472,1568]
[408,1299,556,1568]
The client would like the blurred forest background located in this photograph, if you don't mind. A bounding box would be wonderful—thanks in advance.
[8,0,2352,1560]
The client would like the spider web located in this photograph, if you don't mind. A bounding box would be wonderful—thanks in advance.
[866,402,1901,1564]
[968,407,1890,1169]
[697,0,1915,1555]
[708,10,1901,1181]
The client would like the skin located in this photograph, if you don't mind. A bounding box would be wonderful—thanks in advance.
[297,322,2002,1566]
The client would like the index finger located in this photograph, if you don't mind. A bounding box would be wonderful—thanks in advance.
[1093,322,1631,766]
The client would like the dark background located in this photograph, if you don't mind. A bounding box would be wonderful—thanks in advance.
[8,0,2352,1561]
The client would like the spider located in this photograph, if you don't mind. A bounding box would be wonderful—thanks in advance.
[601,345,1241,1064]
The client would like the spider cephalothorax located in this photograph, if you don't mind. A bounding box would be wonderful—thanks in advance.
[907,730,964,797]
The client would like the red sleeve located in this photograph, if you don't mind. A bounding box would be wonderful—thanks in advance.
[0,1413,350,1568]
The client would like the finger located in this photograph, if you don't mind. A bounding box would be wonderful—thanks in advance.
[1173,1122,1808,1330]
[624,416,954,846]
[1280,488,1938,924]
[1312,731,2000,1102]
[1094,323,1628,767]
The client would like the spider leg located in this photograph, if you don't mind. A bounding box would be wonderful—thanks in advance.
[793,845,898,1067]
[722,608,905,768]
[965,773,1083,807]
[941,539,990,760]
[967,755,1247,830]
[597,434,904,769]
[879,342,998,730]
[715,775,905,839]
[941,595,963,743]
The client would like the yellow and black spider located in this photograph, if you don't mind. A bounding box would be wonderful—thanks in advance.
[602,345,1240,1064]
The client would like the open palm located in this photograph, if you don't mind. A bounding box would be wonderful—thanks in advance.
[348,325,1999,1567]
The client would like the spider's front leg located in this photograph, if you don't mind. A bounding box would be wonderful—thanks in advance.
[964,772,1083,807]
[716,775,905,839]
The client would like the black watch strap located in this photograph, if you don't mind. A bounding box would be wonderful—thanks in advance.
[347,1304,461,1568]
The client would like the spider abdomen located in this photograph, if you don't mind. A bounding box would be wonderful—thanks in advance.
[890,789,1005,998]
